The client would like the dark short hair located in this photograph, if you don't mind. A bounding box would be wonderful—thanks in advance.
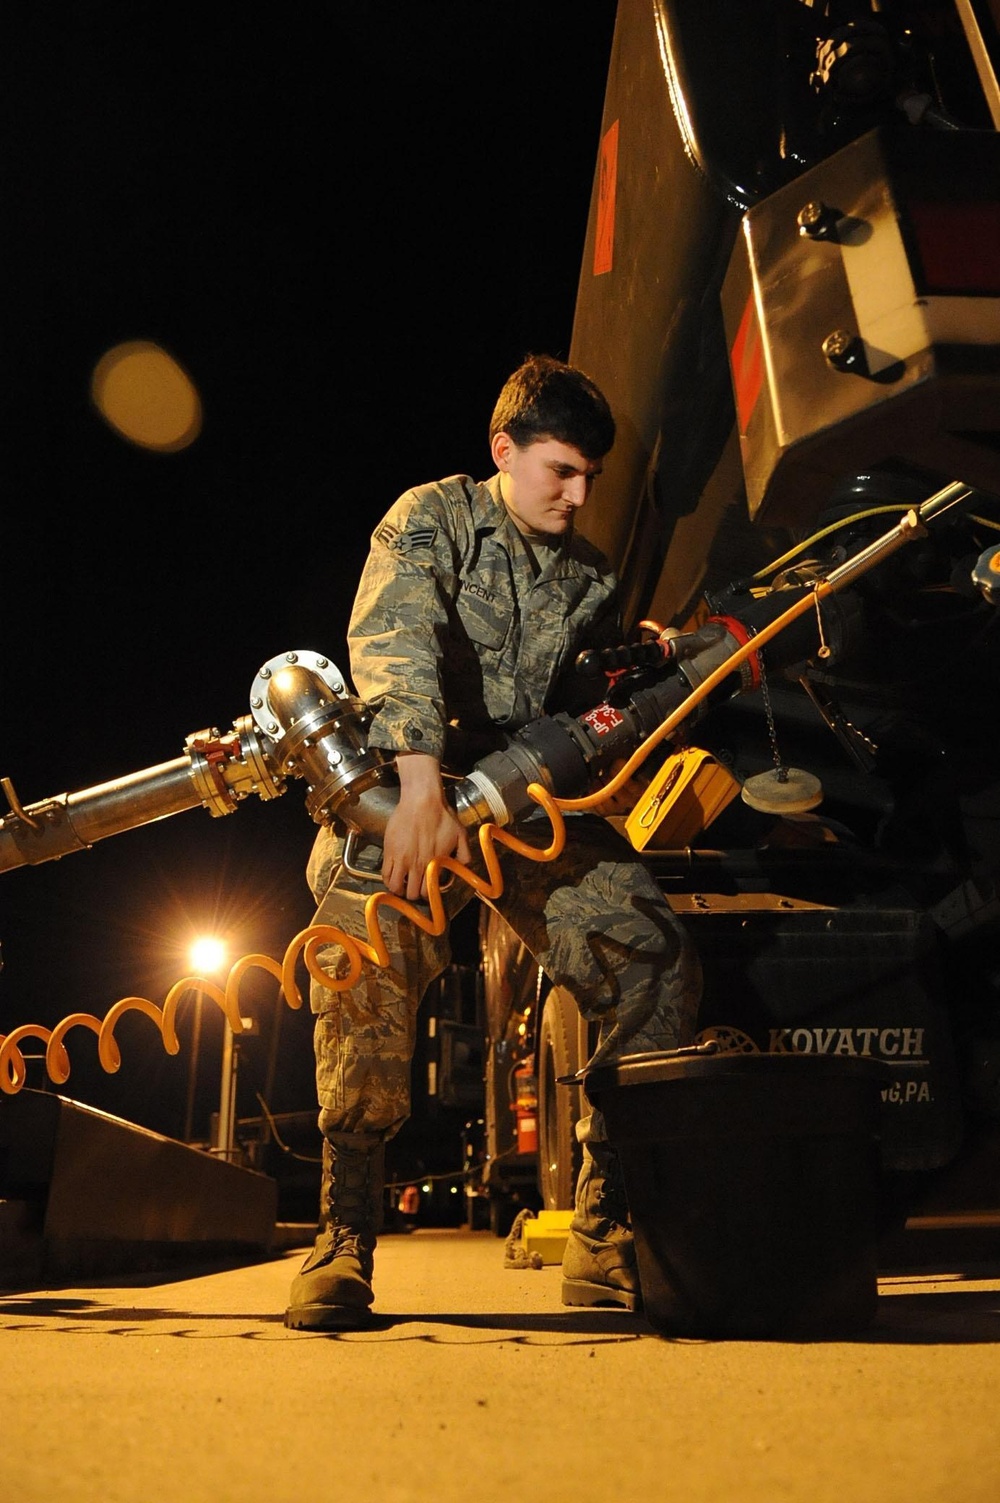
[488,353,616,460]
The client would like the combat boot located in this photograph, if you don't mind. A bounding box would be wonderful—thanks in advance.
[561,1139,642,1313]
[285,1134,384,1331]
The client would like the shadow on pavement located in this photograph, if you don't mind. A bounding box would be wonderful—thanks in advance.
[3,1289,999,1343]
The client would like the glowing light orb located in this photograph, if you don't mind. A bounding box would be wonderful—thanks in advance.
[91,340,202,451]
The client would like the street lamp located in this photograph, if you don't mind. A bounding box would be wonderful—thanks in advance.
[184,935,228,1148]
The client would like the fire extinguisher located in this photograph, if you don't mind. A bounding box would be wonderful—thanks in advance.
[514,1056,538,1154]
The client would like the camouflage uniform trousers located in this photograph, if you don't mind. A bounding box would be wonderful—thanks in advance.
[305,813,702,1147]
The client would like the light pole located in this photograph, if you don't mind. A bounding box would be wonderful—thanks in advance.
[216,1012,238,1161]
[182,986,204,1143]
[215,1003,257,1163]
[185,936,228,1150]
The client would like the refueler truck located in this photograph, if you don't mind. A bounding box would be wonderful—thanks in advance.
[465,0,1000,1258]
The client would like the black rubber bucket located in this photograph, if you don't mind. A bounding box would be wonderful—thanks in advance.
[585,1051,888,1340]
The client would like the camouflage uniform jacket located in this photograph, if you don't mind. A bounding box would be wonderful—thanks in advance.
[349,472,622,770]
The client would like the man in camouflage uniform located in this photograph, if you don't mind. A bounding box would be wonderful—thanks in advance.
[286,355,701,1330]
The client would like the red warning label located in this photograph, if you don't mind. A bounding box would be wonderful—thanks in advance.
[593,120,619,277]
[730,292,763,436]
[581,704,625,736]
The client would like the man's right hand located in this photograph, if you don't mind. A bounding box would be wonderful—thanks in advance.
[382,752,472,901]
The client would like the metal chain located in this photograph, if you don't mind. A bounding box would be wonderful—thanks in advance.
[748,627,788,783]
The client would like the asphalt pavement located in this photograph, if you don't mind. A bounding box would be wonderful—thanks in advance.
[3,1226,1000,1503]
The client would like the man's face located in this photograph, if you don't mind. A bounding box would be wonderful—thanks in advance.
[492,433,602,539]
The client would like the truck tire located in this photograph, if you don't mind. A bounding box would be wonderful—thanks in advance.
[537,984,583,1211]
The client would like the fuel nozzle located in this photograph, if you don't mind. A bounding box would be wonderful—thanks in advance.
[575,621,730,683]
[574,639,674,680]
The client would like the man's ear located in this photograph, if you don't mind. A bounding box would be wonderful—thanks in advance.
[491,431,513,471]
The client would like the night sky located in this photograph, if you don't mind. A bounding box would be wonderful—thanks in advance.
[1,5,619,1143]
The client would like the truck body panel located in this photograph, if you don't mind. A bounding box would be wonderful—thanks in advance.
[474,1,1000,1257]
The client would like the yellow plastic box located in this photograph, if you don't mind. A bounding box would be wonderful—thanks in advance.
[625,746,740,850]
[521,1209,574,1264]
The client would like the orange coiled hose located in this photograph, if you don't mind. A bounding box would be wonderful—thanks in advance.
[0,582,828,1095]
